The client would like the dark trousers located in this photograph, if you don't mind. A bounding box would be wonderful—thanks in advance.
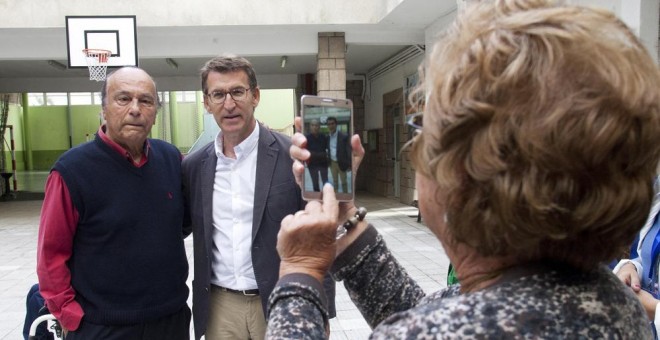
[308,165,328,191]
[24,283,53,340]
[65,305,191,340]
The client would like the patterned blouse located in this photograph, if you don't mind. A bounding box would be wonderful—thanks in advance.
[267,226,652,339]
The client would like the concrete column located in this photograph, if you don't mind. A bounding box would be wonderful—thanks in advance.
[317,32,346,99]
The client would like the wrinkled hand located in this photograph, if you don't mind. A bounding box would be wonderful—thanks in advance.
[277,184,339,282]
[635,288,659,320]
[616,262,641,292]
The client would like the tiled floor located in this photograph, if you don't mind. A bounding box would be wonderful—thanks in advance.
[0,173,449,339]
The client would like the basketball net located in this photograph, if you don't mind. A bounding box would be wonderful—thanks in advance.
[83,49,111,82]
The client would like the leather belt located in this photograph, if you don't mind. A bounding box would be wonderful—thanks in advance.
[214,285,259,296]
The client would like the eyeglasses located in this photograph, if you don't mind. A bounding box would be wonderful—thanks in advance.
[206,87,251,105]
[407,112,423,130]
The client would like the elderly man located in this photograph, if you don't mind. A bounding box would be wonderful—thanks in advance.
[37,67,191,339]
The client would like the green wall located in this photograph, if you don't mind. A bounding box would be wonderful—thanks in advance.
[6,90,295,170]
[255,89,296,135]
[174,102,200,151]
[70,105,102,146]
[28,106,69,170]
[11,104,102,170]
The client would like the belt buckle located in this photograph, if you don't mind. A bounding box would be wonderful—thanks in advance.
[242,290,258,296]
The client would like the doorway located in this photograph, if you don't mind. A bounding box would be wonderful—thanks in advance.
[382,89,403,199]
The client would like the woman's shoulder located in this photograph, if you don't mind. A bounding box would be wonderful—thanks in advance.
[370,267,651,339]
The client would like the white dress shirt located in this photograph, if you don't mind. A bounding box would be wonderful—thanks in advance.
[210,124,260,290]
[329,131,338,161]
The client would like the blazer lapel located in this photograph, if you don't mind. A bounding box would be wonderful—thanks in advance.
[252,126,278,240]
[201,144,217,255]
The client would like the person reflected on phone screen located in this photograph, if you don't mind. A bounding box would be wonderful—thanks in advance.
[304,119,329,192]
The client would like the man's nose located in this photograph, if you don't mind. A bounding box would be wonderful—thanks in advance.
[128,98,141,114]
[222,95,237,109]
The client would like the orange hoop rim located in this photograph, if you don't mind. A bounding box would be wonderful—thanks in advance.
[82,48,112,57]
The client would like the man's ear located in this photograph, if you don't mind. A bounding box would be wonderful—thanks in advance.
[251,87,261,108]
[202,95,211,112]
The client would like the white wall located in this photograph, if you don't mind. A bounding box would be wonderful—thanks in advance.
[361,5,457,131]
[0,0,403,28]
[362,0,659,130]
[571,0,659,64]
[424,9,457,52]
[363,54,424,130]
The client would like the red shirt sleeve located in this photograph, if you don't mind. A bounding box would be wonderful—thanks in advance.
[36,170,84,331]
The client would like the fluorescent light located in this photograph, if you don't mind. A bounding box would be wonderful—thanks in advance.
[47,60,67,70]
[165,58,179,69]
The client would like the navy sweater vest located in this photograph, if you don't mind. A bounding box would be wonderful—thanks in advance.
[53,135,189,325]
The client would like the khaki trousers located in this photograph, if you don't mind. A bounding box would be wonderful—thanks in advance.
[206,286,266,340]
[330,160,348,193]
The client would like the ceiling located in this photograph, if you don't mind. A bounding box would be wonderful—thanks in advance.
[0,45,408,79]
[0,0,459,92]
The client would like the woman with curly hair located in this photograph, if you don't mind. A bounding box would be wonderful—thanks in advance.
[268,0,660,338]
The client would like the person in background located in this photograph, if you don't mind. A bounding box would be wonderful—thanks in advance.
[37,67,191,339]
[182,55,334,340]
[304,118,329,192]
[326,116,351,193]
[614,176,660,336]
[266,0,660,338]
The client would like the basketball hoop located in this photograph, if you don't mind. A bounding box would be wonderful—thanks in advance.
[82,49,111,82]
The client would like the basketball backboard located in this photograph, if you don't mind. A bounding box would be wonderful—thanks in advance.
[66,15,138,69]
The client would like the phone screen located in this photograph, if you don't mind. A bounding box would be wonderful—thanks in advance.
[300,95,354,201]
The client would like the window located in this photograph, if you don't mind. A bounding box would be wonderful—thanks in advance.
[27,93,46,106]
[69,92,94,105]
[177,91,198,103]
[92,92,102,105]
[45,93,68,106]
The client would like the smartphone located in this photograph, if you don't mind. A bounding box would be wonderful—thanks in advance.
[300,95,354,201]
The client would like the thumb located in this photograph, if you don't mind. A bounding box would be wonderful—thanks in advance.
[322,183,338,224]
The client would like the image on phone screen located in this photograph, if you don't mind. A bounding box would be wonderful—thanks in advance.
[300,95,353,201]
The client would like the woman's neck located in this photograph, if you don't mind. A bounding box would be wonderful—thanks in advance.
[450,244,519,293]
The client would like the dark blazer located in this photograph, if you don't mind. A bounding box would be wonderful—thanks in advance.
[335,131,351,171]
[305,132,329,167]
[182,125,334,340]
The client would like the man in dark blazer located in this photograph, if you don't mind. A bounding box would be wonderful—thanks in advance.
[182,55,334,340]
[326,116,351,193]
